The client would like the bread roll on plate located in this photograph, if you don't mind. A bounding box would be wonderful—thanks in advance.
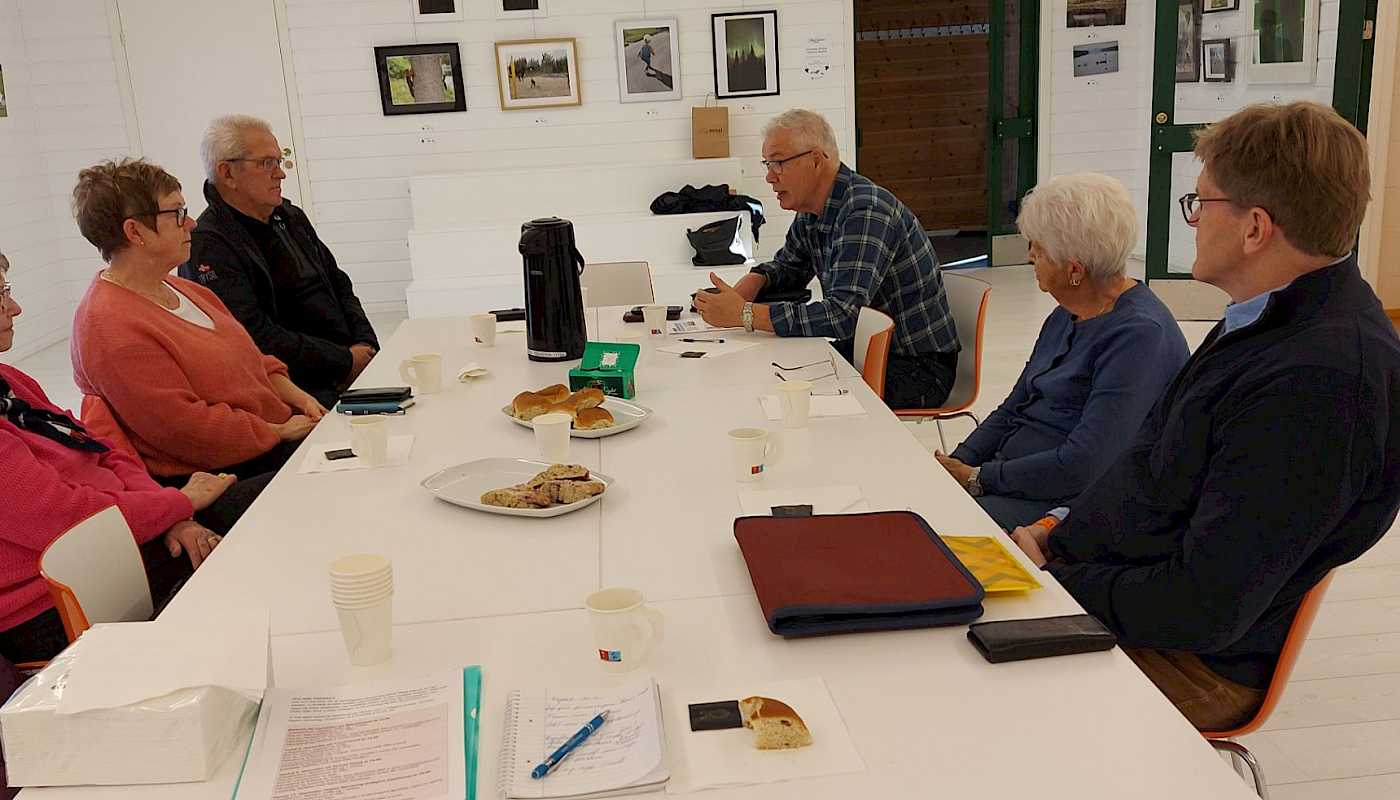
[536,384,570,403]
[739,696,812,750]
[574,407,614,430]
[511,391,552,421]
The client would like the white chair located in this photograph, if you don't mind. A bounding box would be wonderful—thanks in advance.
[40,505,152,642]
[852,306,895,397]
[580,261,654,307]
[896,272,992,450]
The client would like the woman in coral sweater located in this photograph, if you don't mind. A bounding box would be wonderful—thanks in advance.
[0,252,230,663]
[69,160,323,527]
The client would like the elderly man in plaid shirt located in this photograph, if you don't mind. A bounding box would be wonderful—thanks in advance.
[694,109,961,409]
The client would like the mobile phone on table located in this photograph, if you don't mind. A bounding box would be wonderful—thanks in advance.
[324,448,356,461]
[336,398,416,415]
[622,306,682,323]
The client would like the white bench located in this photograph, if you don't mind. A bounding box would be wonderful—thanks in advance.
[404,159,790,318]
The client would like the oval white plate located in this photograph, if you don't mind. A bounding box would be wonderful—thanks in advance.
[500,397,652,438]
[420,458,613,518]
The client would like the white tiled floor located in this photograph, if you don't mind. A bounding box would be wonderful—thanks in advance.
[4,270,1397,797]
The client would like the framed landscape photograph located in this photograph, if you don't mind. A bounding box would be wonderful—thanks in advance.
[1203,38,1234,81]
[1175,0,1202,83]
[1067,0,1127,28]
[495,38,581,111]
[498,0,547,19]
[373,43,466,116]
[615,18,681,103]
[1203,0,1240,12]
[413,0,461,22]
[711,10,779,99]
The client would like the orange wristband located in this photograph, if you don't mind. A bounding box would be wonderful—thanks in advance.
[1031,516,1060,532]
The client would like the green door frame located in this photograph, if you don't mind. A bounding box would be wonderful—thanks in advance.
[987,0,1040,243]
[1145,0,1378,282]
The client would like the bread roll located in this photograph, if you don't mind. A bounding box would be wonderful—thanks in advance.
[739,696,812,750]
[511,391,552,421]
[536,384,571,403]
[574,407,614,430]
[569,387,605,410]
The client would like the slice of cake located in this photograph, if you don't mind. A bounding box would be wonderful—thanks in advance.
[738,696,812,750]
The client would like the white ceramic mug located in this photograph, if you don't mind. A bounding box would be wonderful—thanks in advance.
[470,313,497,347]
[533,412,572,463]
[585,587,665,673]
[728,427,780,481]
[348,416,389,466]
[776,380,813,429]
[641,304,668,337]
[399,353,443,394]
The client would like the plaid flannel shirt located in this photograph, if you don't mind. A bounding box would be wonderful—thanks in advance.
[752,165,959,357]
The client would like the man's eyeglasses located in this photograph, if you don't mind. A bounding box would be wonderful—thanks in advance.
[226,156,287,173]
[760,150,815,175]
[1178,192,1234,224]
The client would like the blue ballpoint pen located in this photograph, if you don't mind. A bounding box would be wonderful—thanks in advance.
[531,710,609,779]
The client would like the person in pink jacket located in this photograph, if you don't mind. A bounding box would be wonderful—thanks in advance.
[0,251,230,664]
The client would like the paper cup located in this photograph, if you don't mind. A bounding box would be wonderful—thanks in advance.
[399,353,443,395]
[641,304,668,337]
[334,595,393,665]
[470,313,497,347]
[348,417,390,466]
[533,412,572,463]
[776,380,813,429]
[330,554,391,579]
[728,427,779,481]
[585,587,664,673]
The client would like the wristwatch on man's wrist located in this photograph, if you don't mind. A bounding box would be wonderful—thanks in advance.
[742,302,755,334]
[966,466,983,496]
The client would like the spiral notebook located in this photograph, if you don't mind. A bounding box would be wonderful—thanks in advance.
[497,678,668,799]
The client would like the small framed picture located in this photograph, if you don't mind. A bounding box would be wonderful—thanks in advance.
[373,43,467,116]
[498,0,547,19]
[412,0,461,22]
[615,19,681,103]
[1203,0,1240,12]
[1175,0,1202,83]
[495,38,581,111]
[712,10,780,99]
[1202,38,1234,82]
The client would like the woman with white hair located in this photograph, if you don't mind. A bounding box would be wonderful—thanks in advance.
[935,173,1189,530]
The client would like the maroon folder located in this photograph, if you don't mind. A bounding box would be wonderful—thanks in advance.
[734,511,985,637]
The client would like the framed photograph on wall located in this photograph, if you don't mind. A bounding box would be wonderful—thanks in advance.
[373,43,466,116]
[498,0,546,19]
[495,38,581,111]
[1072,40,1120,77]
[412,0,461,22]
[1202,38,1234,81]
[0,65,7,119]
[1246,0,1319,83]
[1203,0,1240,12]
[1067,0,1126,28]
[1175,0,1202,83]
[615,19,681,103]
[712,10,780,99]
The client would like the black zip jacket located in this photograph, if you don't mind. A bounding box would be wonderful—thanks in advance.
[180,181,378,397]
[1048,257,1400,688]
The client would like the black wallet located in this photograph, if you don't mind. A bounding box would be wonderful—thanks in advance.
[967,614,1117,663]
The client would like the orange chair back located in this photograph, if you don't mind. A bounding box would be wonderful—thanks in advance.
[1201,570,1335,739]
[896,274,990,417]
[862,326,893,397]
[41,575,91,643]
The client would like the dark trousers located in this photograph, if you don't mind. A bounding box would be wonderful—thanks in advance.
[976,493,1073,532]
[834,339,957,410]
[0,537,193,664]
[156,439,300,533]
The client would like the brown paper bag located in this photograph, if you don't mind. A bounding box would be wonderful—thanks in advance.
[692,105,730,159]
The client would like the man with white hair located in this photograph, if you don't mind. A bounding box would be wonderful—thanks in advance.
[180,115,378,406]
[693,108,960,409]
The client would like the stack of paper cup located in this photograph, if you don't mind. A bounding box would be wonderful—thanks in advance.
[329,554,393,666]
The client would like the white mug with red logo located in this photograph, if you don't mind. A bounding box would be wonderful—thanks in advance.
[585,587,664,673]
[728,427,780,481]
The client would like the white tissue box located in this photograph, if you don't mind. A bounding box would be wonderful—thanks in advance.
[0,630,263,787]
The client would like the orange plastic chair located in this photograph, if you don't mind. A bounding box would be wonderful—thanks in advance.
[1201,571,1335,799]
[39,505,154,644]
[895,273,991,450]
[853,307,895,397]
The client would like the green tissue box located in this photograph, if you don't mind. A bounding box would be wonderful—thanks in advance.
[568,341,640,399]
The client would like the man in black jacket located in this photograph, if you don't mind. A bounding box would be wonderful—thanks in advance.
[1012,102,1400,731]
[180,115,379,406]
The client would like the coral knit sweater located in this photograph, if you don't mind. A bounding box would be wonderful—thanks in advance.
[0,365,193,632]
[71,274,294,477]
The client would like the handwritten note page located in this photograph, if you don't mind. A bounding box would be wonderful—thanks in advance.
[506,681,662,798]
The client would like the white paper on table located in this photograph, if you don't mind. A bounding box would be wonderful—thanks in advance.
[667,318,735,336]
[661,677,864,793]
[737,485,868,517]
[758,393,866,421]
[58,616,269,713]
[297,435,415,473]
[234,672,466,800]
[656,341,759,359]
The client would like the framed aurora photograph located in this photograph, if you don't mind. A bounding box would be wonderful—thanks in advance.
[711,10,779,99]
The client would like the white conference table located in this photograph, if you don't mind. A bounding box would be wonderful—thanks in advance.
[21,308,1256,799]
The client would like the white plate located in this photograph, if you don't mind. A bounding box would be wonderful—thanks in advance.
[420,458,613,518]
[500,397,652,438]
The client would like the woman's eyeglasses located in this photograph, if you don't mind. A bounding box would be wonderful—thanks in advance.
[148,206,190,226]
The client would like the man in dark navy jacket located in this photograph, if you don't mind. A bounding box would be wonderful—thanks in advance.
[1012,102,1400,731]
